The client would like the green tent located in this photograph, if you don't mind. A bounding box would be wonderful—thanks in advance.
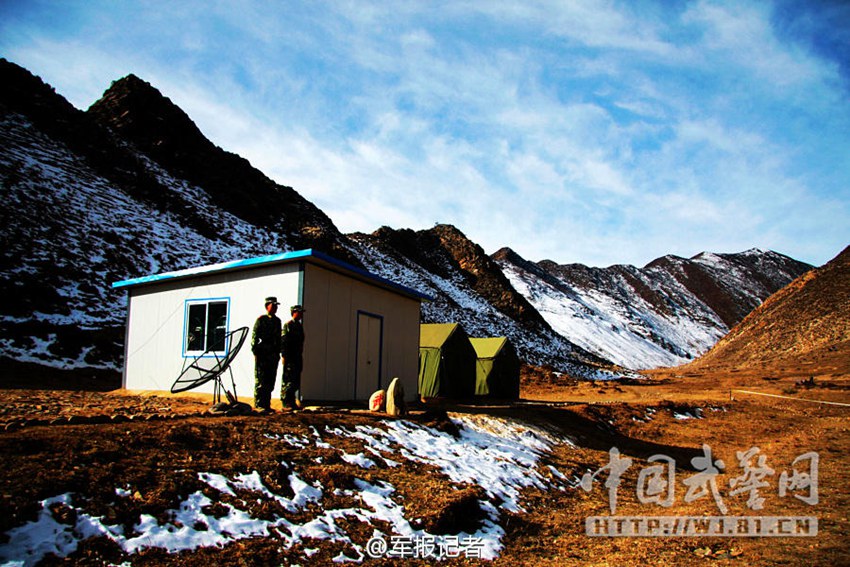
[418,323,476,399]
[470,337,520,399]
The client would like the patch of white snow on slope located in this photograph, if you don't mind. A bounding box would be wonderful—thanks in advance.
[500,261,724,369]
[0,415,574,564]
[328,413,571,514]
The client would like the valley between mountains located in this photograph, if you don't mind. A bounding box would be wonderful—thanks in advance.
[0,59,813,380]
[1,58,848,566]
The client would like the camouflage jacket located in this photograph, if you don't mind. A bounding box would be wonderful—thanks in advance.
[251,314,282,356]
[281,319,304,360]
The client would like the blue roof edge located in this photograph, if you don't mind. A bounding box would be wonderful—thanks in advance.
[112,248,432,301]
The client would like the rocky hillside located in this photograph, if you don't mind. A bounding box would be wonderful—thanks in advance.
[0,59,354,373]
[495,246,812,369]
[688,245,850,371]
[0,59,615,378]
[86,75,354,262]
[346,226,615,376]
[0,59,823,380]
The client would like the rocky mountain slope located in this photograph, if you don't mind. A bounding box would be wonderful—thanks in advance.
[86,74,354,262]
[687,245,850,371]
[0,59,612,378]
[346,225,614,375]
[0,59,354,373]
[495,248,812,369]
[0,59,821,380]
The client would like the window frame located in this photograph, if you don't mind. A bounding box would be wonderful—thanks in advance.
[182,297,231,358]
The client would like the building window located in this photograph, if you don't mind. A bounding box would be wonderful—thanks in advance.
[184,299,229,355]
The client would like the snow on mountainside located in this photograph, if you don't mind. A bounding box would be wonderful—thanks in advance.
[346,229,618,377]
[0,59,815,379]
[0,110,284,369]
[690,245,850,370]
[495,247,812,369]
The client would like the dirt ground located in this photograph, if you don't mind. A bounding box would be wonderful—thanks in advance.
[1,359,848,566]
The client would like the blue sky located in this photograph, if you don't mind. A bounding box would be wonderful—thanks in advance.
[2,1,848,268]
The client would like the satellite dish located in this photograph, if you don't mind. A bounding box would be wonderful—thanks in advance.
[172,327,250,412]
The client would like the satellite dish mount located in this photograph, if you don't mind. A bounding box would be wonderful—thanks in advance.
[171,326,252,414]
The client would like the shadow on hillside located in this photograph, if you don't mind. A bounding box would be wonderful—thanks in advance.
[439,402,706,471]
[0,358,121,391]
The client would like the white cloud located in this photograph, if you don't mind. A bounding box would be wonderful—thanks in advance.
[2,0,847,267]
[459,0,674,55]
[683,0,829,88]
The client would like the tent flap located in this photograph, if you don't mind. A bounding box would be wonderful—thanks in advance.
[418,324,476,399]
[418,347,443,398]
[470,337,520,400]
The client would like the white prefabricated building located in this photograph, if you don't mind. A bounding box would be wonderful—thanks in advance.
[112,249,428,404]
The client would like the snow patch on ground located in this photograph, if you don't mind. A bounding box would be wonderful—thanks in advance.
[0,414,575,565]
[672,408,704,420]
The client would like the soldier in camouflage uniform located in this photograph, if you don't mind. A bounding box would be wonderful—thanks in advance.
[281,304,305,410]
[251,297,282,412]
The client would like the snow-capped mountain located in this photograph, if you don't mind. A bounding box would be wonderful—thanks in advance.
[690,244,850,371]
[0,59,815,380]
[0,59,352,373]
[494,246,812,369]
[0,59,614,378]
[346,225,616,376]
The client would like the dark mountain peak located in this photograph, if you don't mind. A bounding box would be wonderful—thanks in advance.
[359,225,551,332]
[491,247,518,262]
[425,224,504,280]
[692,248,765,261]
[0,59,95,141]
[1,58,66,111]
[85,71,355,263]
[426,224,486,269]
[430,227,553,331]
[644,254,688,271]
[100,73,152,96]
[493,248,547,277]
[366,224,484,272]
[692,248,766,267]
[112,73,149,89]
[691,251,715,261]
[493,248,568,273]
[428,223,468,240]
[366,226,436,260]
[364,224,477,276]
[372,225,419,241]
[88,73,212,155]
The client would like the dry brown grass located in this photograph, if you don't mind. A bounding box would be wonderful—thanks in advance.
[0,357,847,566]
[517,357,849,566]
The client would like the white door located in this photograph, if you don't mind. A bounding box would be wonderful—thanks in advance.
[355,312,383,399]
